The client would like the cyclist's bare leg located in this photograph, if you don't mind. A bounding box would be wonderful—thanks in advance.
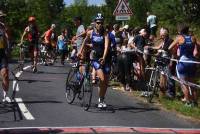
[96,69,107,98]
[1,68,9,95]
[181,81,190,102]
[33,50,38,68]
[29,50,34,67]
[188,77,198,103]
[92,68,96,83]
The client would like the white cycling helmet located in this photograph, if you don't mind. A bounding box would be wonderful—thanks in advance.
[51,24,56,29]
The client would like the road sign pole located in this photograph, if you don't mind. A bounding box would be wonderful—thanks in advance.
[122,21,125,27]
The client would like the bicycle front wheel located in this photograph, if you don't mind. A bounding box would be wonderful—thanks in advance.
[82,76,93,111]
[65,68,77,104]
[146,70,159,103]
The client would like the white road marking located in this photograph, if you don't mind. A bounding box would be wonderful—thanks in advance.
[12,64,35,120]
[12,80,19,92]
[23,65,31,70]
[15,98,35,120]
[15,71,23,77]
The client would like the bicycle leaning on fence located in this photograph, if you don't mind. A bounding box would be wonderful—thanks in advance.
[65,60,93,111]
[145,49,171,103]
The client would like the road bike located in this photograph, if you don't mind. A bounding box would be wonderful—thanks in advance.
[65,60,93,111]
[145,50,170,103]
[17,42,29,71]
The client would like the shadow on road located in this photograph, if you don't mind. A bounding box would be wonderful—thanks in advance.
[0,102,23,121]
[22,100,63,104]
[85,103,159,114]
[17,79,51,83]
[0,128,63,134]
[32,71,67,75]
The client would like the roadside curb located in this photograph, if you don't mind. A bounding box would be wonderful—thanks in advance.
[1,127,200,134]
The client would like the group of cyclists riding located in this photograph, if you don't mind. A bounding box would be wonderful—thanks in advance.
[0,10,199,108]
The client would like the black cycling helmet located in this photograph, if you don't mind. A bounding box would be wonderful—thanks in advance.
[94,13,104,21]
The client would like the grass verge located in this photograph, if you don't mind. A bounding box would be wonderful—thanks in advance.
[109,80,200,121]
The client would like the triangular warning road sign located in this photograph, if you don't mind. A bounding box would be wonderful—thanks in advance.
[113,0,133,16]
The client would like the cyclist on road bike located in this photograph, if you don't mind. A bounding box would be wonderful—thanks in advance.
[20,16,39,73]
[78,13,111,108]
[0,11,11,102]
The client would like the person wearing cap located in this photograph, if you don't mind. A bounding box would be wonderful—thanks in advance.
[20,16,39,73]
[0,11,11,102]
[78,13,111,108]
[146,12,157,41]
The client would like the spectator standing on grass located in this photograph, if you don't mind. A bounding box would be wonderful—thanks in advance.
[168,23,198,107]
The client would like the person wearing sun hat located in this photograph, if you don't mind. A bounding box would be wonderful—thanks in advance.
[0,10,11,103]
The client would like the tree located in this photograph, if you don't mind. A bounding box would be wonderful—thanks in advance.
[74,0,88,6]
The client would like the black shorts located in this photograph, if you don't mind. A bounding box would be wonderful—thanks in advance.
[150,26,157,36]
[29,41,39,52]
[0,49,8,69]
[46,45,53,51]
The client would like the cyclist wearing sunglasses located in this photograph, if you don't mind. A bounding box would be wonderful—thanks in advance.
[78,13,111,108]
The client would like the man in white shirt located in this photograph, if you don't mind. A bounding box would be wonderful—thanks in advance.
[147,12,157,41]
[73,16,85,51]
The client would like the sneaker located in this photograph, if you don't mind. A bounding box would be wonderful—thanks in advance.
[140,91,150,97]
[98,98,107,108]
[125,84,130,91]
[92,79,96,84]
[181,97,187,102]
[33,67,37,73]
[184,101,192,107]
[2,96,11,103]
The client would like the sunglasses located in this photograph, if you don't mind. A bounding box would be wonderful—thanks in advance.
[96,21,103,25]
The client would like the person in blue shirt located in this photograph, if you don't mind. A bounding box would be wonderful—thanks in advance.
[57,29,68,65]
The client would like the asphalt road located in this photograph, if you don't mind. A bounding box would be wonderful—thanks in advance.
[0,60,199,133]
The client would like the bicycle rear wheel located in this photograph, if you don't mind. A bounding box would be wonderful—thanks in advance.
[146,70,159,103]
[65,68,77,104]
[19,47,25,71]
[82,75,93,111]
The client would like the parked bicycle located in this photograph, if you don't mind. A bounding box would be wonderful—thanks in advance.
[145,49,170,103]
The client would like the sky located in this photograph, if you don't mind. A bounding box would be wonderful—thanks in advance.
[64,0,106,6]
